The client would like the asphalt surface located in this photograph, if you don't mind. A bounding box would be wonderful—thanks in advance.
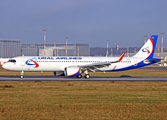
[0,76,167,81]
[140,67,167,70]
[0,67,166,81]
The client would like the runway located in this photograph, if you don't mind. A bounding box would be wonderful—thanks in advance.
[0,76,167,81]
[140,67,167,70]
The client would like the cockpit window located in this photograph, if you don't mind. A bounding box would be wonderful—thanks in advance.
[8,59,16,63]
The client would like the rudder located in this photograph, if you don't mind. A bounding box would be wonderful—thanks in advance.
[133,35,158,59]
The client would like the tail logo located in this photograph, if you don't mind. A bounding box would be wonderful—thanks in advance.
[25,57,39,68]
[142,46,150,54]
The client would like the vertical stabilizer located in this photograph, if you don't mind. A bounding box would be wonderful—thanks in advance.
[133,35,158,59]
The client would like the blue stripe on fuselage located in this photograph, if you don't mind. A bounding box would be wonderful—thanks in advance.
[109,59,160,71]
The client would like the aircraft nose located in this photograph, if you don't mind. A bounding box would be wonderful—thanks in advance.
[2,64,6,69]
[2,63,8,70]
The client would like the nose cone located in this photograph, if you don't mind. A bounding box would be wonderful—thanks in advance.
[2,63,7,69]
[2,63,9,70]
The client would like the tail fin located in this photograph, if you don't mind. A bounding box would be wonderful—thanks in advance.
[133,35,158,59]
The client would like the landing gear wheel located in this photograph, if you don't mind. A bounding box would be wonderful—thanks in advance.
[20,75,23,79]
[77,74,82,78]
[85,74,90,79]
[20,71,24,79]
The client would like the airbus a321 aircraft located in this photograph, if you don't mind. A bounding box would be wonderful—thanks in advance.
[2,35,160,79]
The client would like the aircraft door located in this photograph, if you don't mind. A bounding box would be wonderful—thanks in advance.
[20,58,25,66]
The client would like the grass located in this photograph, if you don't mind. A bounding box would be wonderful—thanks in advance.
[1,66,167,119]
[1,81,167,119]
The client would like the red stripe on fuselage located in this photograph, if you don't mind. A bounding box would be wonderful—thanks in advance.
[30,59,39,68]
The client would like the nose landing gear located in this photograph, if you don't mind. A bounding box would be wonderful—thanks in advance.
[20,71,24,79]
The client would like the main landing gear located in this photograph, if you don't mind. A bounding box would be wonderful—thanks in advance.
[20,71,24,79]
[77,74,82,78]
[77,74,90,79]
[85,74,90,79]
[84,70,90,79]
[77,70,90,79]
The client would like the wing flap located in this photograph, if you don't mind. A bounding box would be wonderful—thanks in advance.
[79,62,111,68]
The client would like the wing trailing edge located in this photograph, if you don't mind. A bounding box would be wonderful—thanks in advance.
[75,52,126,69]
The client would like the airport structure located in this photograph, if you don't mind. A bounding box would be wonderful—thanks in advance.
[0,39,21,58]
[22,43,90,56]
[1,39,167,58]
[0,39,90,58]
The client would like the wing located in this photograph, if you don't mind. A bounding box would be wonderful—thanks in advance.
[75,52,126,71]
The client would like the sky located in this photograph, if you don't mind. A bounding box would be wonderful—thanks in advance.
[0,0,167,48]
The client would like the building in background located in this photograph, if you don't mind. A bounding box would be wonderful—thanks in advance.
[0,39,90,58]
[21,43,38,56]
[0,39,21,58]
[2,39,167,59]
[21,43,90,56]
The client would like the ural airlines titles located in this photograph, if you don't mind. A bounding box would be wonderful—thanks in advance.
[38,57,82,60]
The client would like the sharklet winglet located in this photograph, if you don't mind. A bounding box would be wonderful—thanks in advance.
[118,52,126,61]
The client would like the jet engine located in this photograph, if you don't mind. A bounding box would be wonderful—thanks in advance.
[64,67,80,77]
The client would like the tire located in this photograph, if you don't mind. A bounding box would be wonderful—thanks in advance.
[85,74,90,79]
[77,74,82,78]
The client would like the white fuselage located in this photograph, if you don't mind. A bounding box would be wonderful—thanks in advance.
[2,56,144,72]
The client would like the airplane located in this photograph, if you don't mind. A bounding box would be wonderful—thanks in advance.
[2,35,160,79]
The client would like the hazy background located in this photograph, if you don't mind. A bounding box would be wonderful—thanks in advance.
[0,0,166,47]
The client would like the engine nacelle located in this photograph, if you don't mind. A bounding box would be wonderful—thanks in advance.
[53,71,65,76]
[64,67,80,77]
